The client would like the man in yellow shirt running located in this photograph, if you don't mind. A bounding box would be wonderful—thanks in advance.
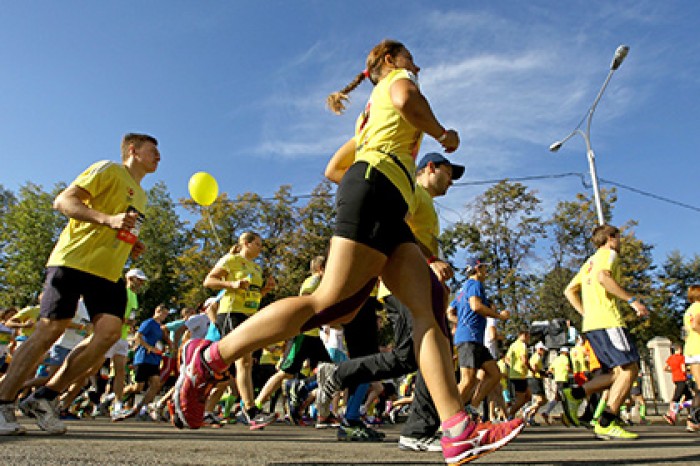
[562,224,648,440]
[0,133,159,436]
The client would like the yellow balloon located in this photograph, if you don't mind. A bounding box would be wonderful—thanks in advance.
[188,172,219,206]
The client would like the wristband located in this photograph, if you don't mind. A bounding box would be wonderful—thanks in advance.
[627,297,637,304]
[427,255,438,264]
[437,130,448,142]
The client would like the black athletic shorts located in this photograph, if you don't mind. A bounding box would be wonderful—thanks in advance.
[41,266,127,321]
[511,378,529,393]
[456,341,494,369]
[134,363,160,383]
[528,378,545,396]
[279,334,331,375]
[334,162,415,256]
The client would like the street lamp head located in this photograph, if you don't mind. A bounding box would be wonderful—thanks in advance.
[549,141,563,152]
[610,45,630,70]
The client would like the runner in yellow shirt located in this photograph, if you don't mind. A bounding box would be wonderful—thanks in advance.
[505,328,534,419]
[173,40,522,464]
[202,231,276,429]
[563,224,649,440]
[0,133,159,436]
[683,285,700,430]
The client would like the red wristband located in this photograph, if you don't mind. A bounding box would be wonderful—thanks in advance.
[427,255,438,264]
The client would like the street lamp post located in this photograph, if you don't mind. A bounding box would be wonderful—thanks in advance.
[549,45,630,226]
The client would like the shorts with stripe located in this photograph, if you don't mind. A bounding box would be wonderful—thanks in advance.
[585,327,639,370]
[278,334,331,375]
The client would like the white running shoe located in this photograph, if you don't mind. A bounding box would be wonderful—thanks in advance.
[19,394,67,435]
[0,403,26,435]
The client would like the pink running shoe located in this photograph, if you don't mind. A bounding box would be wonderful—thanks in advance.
[172,339,223,429]
[663,411,676,425]
[442,418,524,465]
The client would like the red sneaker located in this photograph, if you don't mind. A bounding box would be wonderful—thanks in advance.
[442,418,523,465]
[172,339,223,429]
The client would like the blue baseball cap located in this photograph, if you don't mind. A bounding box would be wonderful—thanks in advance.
[465,257,489,273]
[416,153,465,180]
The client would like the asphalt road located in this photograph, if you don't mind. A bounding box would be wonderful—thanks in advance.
[1,414,700,465]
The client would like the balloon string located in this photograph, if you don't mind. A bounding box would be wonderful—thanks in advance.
[205,208,225,255]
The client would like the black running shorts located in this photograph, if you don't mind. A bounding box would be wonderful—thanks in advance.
[41,266,127,321]
[334,162,415,256]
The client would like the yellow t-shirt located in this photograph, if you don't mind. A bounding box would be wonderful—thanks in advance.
[354,68,423,210]
[215,254,264,316]
[528,352,543,379]
[299,274,322,337]
[506,339,528,380]
[377,184,438,300]
[14,305,41,338]
[407,184,439,256]
[571,344,588,373]
[497,359,509,389]
[684,302,700,357]
[568,248,625,332]
[550,354,571,383]
[47,161,147,282]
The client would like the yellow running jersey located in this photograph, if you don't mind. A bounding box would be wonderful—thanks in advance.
[47,161,146,282]
[684,302,700,357]
[354,68,423,210]
[568,248,625,332]
[215,254,264,316]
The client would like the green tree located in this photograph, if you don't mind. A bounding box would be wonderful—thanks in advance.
[441,180,544,335]
[134,181,188,319]
[0,183,65,306]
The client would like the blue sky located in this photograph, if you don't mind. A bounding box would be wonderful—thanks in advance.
[1,1,698,267]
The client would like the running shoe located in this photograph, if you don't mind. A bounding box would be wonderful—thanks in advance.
[249,411,278,430]
[111,407,138,422]
[559,388,582,427]
[203,412,224,428]
[441,418,524,465]
[316,363,340,408]
[172,338,223,429]
[663,411,676,425]
[398,434,442,452]
[337,420,386,442]
[0,403,26,436]
[594,419,638,440]
[315,412,341,429]
[541,412,550,425]
[686,421,700,433]
[19,394,67,435]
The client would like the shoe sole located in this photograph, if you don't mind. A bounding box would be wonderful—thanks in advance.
[446,422,524,465]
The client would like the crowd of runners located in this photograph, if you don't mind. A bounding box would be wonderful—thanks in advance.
[1,39,699,465]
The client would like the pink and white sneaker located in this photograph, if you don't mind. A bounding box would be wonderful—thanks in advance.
[441,418,524,465]
[172,339,223,429]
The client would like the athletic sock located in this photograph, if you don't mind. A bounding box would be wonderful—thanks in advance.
[640,404,646,419]
[598,410,616,427]
[571,386,586,399]
[593,398,607,420]
[34,386,59,401]
[441,410,471,438]
[203,341,229,374]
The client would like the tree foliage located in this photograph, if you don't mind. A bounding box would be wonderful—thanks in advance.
[0,176,694,352]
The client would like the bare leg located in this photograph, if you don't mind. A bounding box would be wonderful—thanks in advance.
[605,363,637,414]
[255,370,291,407]
[382,243,463,421]
[0,319,68,401]
[470,362,501,408]
[46,315,121,393]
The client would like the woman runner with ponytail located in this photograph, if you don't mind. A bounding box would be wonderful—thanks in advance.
[173,39,522,465]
